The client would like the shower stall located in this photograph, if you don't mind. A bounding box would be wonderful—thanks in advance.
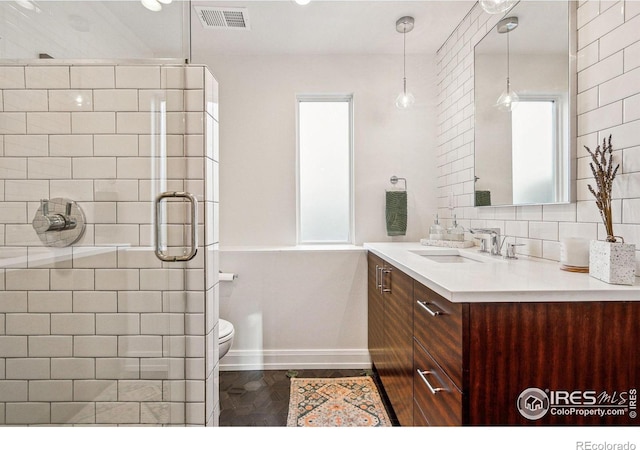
[0,1,220,426]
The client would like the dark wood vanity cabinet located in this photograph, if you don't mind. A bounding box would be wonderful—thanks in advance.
[367,253,385,370]
[413,281,464,425]
[368,252,640,426]
[367,252,414,426]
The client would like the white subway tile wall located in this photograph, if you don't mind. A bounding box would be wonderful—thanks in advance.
[0,63,219,425]
[437,0,640,270]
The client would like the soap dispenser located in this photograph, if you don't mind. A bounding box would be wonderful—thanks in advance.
[429,214,445,240]
[447,214,465,241]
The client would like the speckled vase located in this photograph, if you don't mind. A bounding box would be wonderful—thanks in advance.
[589,240,636,285]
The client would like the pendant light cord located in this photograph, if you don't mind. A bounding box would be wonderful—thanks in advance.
[395,16,415,108]
[403,24,407,94]
[506,30,510,92]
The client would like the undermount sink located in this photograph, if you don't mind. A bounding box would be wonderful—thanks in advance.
[410,248,497,264]
[421,254,479,263]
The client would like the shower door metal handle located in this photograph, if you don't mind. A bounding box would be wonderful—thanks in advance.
[155,191,199,262]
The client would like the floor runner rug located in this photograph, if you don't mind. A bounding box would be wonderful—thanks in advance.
[286,376,392,427]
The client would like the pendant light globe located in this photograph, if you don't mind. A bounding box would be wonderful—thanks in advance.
[495,17,519,112]
[395,91,415,109]
[395,16,415,110]
[496,87,519,112]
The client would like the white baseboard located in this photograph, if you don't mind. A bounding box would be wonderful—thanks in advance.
[219,348,372,371]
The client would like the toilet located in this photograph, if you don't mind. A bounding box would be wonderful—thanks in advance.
[219,319,235,360]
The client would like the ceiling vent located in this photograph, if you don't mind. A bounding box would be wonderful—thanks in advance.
[193,6,250,30]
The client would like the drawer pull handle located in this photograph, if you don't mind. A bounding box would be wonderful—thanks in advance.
[417,369,445,395]
[417,300,443,316]
[382,268,392,293]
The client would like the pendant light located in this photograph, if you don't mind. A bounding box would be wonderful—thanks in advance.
[480,0,517,14]
[395,16,415,109]
[496,16,519,112]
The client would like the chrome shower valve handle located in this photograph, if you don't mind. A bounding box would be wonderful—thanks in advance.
[32,198,86,247]
[33,199,77,233]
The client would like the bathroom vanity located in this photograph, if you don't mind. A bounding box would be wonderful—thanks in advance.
[365,242,640,426]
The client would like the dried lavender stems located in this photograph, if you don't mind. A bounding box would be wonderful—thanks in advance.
[585,135,619,243]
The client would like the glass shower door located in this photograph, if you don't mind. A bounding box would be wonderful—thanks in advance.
[0,1,219,427]
[0,61,205,426]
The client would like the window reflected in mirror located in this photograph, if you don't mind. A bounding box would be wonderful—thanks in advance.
[512,99,557,205]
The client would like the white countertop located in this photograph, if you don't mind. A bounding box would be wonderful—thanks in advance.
[364,242,640,303]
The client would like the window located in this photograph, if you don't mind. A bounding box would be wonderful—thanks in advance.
[296,95,353,244]
[511,97,558,204]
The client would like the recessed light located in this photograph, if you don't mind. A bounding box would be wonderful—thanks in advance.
[141,0,162,12]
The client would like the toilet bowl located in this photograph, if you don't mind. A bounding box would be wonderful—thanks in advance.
[219,319,235,360]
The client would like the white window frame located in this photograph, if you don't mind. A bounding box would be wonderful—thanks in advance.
[295,94,355,245]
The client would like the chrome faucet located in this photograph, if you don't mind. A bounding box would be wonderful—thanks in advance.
[469,228,502,256]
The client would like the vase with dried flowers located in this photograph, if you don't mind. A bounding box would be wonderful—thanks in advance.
[585,135,636,285]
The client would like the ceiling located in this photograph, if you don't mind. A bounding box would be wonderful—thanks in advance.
[189,1,476,57]
[2,1,475,60]
[474,1,569,56]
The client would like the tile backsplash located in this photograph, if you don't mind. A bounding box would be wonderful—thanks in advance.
[0,63,219,425]
[437,0,640,271]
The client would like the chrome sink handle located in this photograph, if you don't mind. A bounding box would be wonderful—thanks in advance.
[474,237,490,253]
[469,227,502,256]
[504,242,525,260]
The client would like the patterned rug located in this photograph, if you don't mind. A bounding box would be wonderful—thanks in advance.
[286,376,392,427]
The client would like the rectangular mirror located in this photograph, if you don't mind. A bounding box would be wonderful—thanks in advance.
[474,1,576,207]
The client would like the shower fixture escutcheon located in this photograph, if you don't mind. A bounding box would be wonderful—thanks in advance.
[32,198,86,247]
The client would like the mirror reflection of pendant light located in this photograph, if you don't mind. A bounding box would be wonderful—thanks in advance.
[294,0,311,5]
[395,16,415,109]
[496,16,519,112]
[480,0,517,14]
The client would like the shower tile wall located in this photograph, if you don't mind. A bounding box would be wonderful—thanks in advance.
[0,63,219,425]
[437,0,640,270]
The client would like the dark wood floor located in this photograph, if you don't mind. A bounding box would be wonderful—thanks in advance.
[219,369,398,426]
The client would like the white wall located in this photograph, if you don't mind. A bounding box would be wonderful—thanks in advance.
[200,53,438,369]
[207,54,438,246]
[438,0,640,270]
[218,248,368,370]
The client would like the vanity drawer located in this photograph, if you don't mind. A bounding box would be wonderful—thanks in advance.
[413,281,463,388]
[413,340,462,426]
[413,400,430,426]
